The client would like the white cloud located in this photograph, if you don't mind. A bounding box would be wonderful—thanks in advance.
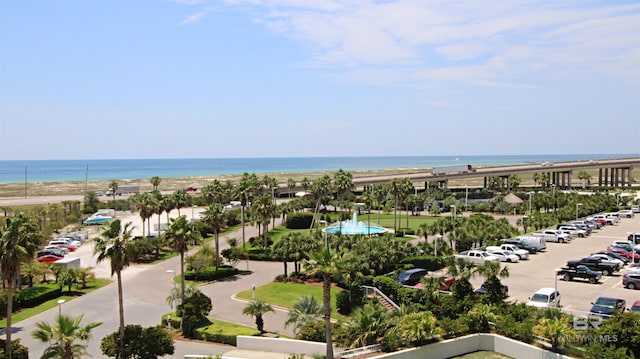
[198,1,639,86]
[181,11,207,25]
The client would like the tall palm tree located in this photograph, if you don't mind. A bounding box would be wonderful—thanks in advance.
[373,183,388,225]
[304,247,341,359]
[287,177,296,198]
[93,219,134,354]
[164,215,198,305]
[253,194,276,247]
[0,215,39,359]
[132,193,152,237]
[202,203,224,270]
[311,175,333,227]
[390,178,403,231]
[150,176,161,191]
[236,172,261,250]
[31,314,102,359]
[242,299,275,333]
[172,189,188,216]
[109,181,119,202]
[333,169,354,220]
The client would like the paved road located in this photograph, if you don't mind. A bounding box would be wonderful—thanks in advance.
[7,211,291,358]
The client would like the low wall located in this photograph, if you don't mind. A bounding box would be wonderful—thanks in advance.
[236,335,328,357]
[370,334,572,359]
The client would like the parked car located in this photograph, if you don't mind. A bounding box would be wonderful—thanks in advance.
[589,297,626,318]
[486,244,529,260]
[526,287,561,308]
[628,233,640,245]
[36,254,63,263]
[595,250,630,264]
[557,265,602,284]
[584,220,603,230]
[567,256,619,276]
[631,300,640,313]
[36,250,64,259]
[607,246,640,262]
[414,269,456,291]
[395,268,428,286]
[591,214,615,225]
[632,205,640,213]
[475,281,509,298]
[486,250,520,263]
[589,253,625,268]
[611,240,634,251]
[622,271,640,289]
[617,210,635,218]
[44,245,69,255]
[558,225,587,238]
[454,250,500,266]
[534,230,571,243]
[571,222,593,235]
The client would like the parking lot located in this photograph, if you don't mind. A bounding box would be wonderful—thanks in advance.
[470,214,640,314]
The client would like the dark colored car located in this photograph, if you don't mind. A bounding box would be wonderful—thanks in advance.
[395,268,428,286]
[631,300,640,313]
[623,271,640,289]
[589,297,626,318]
[36,250,64,259]
[475,281,509,298]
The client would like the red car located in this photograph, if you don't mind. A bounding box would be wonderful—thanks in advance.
[53,244,77,252]
[591,218,607,226]
[36,254,63,263]
[186,186,198,192]
[607,246,640,262]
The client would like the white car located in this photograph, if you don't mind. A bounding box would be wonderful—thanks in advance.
[44,245,69,255]
[487,249,520,263]
[527,287,561,308]
[454,250,500,266]
[558,225,587,238]
[618,210,635,218]
[589,253,625,268]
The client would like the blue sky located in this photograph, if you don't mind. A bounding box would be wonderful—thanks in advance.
[1,0,639,160]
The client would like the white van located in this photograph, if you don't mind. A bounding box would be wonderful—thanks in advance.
[518,235,546,251]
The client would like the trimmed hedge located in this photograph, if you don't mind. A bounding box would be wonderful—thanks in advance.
[399,255,448,272]
[184,266,238,281]
[194,329,238,346]
[285,212,314,229]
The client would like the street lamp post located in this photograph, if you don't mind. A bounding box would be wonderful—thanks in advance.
[57,299,65,316]
[319,220,328,248]
[554,268,561,306]
[166,270,177,309]
[576,203,582,221]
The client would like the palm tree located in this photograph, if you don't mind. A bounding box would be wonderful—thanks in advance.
[373,183,388,225]
[333,169,354,219]
[32,314,102,359]
[93,219,134,354]
[0,215,39,359]
[109,181,118,202]
[533,316,574,351]
[311,175,333,227]
[150,176,161,191]
[390,178,403,231]
[476,261,510,304]
[132,193,153,237]
[468,303,497,333]
[172,189,188,216]
[252,194,276,247]
[338,304,387,348]
[242,299,275,333]
[287,177,296,198]
[394,310,440,346]
[164,215,198,305]
[304,247,341,359]
[236,173,261,250]
[285,295,323,334]
[202,203,224,270]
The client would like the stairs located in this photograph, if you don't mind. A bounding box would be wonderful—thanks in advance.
[363,285,399,311]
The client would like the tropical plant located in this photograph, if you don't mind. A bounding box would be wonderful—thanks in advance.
[93,219,135,354]
[150,176,161,191]
[31,314,102,359]
[243,299,275,333]
[532,316,574,351]
[164,215,199,304]
[304,247,342,359]
[176,288,212,338]
[394,310,440,346]
[285,295,323,335]
[109,181,119,201]
[100,324,174,359]
[202,203,224,270]
[335,304,388,348]
[1,215,40,359]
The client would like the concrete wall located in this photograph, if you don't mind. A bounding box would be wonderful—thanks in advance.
[370,334,572,359]
[236,335,328,357]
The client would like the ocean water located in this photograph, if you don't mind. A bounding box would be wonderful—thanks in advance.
[0,154,635,183]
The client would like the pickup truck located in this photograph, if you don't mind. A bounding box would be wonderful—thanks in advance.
[557,265,602,284]
[557,225,587,238]
[454,250,500,266]
[567,256,619,276]
[486,244,530,260]
[534,230,571,243]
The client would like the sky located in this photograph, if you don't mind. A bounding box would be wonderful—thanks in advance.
[1,0,639,160]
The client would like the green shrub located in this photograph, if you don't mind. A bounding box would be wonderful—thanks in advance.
[184,266,238,281]
[399,255,447,272]
[16,283,62,308]
[285,212,314,229]
[194,330,238,346]
[0,338,29,359]
[336,290,352,315]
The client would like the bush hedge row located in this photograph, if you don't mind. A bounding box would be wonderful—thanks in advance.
[399,255,448,272]
[285,212,314,229]
[184,266,238,281]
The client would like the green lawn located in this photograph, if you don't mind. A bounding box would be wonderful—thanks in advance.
[0,278,112,327]
[198,318,261,337]
[236,282,346,320]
